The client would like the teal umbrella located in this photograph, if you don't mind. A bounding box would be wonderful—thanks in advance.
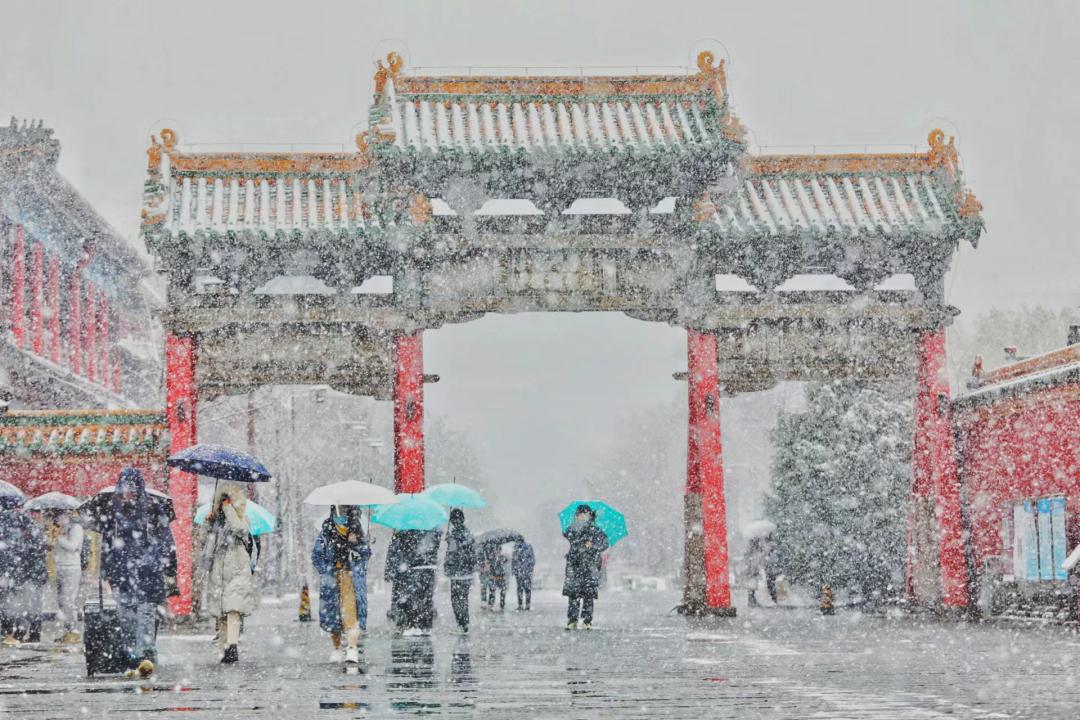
[558,501,628,546]
[421,483,487,509]
[195,499,276,536]
[371,494,449,531]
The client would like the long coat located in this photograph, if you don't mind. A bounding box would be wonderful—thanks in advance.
[562,522,609,599]
[443,524,477,580]
[203,483,257,617]
[100,493,176,605]
[312,521,372,633]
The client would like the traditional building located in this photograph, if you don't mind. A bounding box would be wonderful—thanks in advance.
[0,118,161,410]
[953,340,1080,620]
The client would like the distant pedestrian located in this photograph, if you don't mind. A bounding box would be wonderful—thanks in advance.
[443,509,476,634]
[49,510,84,644]
[99,468,177,678]
[478,542,498,609]
[203,482,257,664]
[743,534,779,608]
[489,553,508,610]
[312,506,372,666]
[512,539,535,611]
[562,504,608,630]
[0,496,47,645]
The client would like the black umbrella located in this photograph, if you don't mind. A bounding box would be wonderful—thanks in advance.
[475,528,524,547]
[78,485,176,531]
[167,444,272,483]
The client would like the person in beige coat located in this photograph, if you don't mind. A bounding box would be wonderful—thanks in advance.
[203,482,256,664]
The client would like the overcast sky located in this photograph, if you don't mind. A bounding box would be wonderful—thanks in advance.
[3,0,1078,508]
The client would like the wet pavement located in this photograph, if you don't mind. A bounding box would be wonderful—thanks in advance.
[1,588,1079,718]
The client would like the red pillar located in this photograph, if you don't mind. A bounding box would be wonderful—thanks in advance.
[393,331,425,494]
[11,226,26,348]
[685,329,733,614]
[30,242,44,356]
[98,294,110,388]
[912,327,969,609]
[69,272,82,374]
[84,284,97,382]
[47,256,61,365]
[165,332,198,614]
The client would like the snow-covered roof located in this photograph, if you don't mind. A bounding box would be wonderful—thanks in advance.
[369,51,738,155]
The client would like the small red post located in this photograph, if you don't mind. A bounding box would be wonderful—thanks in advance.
[913,327,969,609]
[11,226,26,348]
[687,329,732,613]
[47,255,61,365]
[393,331,425,494]
[69,272,82,374]
[84,284,96,382]
[165,332,198,615]
[30,242,44,356]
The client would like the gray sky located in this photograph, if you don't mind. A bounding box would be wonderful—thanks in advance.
[3,0,1078,513]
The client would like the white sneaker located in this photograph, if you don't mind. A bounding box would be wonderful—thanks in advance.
[329,649,343,663]
[344,647,360,664]
[403,627,423,637]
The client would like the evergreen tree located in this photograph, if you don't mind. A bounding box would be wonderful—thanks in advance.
[765,382,912,601]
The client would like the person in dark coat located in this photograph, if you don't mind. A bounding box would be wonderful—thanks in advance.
[312,506,372,665]
[385,529,441,634]
[489,553,509,610]
[99,468,177,675]
[477,541,498,609]
[443,509,476,633]
[511,540,536,611]
[562,504,609,630]
[0,497,47,645]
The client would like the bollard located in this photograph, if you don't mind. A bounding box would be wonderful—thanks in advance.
[299,583,312,622]
[820,584,835,615]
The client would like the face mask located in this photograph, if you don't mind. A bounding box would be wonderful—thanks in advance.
[333,516,348,526]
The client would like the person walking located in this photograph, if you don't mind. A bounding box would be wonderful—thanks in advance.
[312,506,372,666]
[512,539,535,611]
[405,530,440,634]
[489,552,508,611]
[478,542,498,610]
[443,509,476,634]
[0,496,47,645]
[385,530,412,630]
[203,482,257,664]
[562,504,608,630]
[49,511,84,644]
[99,468,177,678]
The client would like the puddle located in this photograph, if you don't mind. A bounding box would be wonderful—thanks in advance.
[319,701,371,710]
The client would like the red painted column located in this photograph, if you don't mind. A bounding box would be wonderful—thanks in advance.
[11,226,26,348]
[687,329,733,613]
[69,272,82,375]
[47,256,61,365]
[912,327,969,609]
[30,242,44,356]
[165,332,198,615]
[84,284,97,382]
[393,331,425,494]
[98,294,110,388]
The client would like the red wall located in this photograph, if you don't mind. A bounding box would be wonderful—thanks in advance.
[0,457,168,499]
[956,383,1080,573]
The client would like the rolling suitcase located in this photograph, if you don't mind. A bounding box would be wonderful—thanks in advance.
[83,578,131,677]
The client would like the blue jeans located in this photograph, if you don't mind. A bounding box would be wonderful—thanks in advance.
[117,595,158,662]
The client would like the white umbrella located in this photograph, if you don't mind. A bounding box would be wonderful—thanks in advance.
[25,491,81,511]
[303,480,398,507]
[743,519,777,539]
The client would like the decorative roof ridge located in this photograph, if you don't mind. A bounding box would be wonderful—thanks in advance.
[168,152,367,175]
[375,52,727,102]
[0,409,166,427]
[971,345,1080,390]
[748,130,962,177]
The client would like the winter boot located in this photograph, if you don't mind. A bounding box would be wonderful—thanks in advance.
[125,659,154,679]
[345,647,360,665]
[221,644,239,664]
[565,621,577,631]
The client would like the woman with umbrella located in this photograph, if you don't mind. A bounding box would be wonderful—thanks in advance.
[97,468,177,677]
[311,506,372,666]
[562,504,609,630]
[203,481,257,664]
[47,502,84,644]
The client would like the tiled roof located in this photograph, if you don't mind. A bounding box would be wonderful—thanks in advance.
[370,52,739,154]
[0,410,167,458]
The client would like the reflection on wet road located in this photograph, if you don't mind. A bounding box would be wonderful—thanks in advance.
[1,590,1077,718]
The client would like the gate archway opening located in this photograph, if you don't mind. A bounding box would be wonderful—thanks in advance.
[141,52,984,616]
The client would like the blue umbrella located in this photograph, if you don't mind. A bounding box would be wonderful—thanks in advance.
[421,483,487,509]
[194,499,276,536]
[558,501,628,546]
[371,494,449,531]
[167,444,272,483]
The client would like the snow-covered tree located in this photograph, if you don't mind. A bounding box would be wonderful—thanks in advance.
[765,382,912,601]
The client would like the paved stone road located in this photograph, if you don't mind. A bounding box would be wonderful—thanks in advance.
[1,589,1078,718]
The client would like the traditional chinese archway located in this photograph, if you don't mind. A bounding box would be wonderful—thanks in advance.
[140,52,983,615]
